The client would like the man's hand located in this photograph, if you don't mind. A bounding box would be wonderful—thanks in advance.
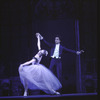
[76,50,84,55]
[39,33,43,40]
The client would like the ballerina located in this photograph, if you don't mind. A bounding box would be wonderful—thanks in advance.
[18,33,62,96]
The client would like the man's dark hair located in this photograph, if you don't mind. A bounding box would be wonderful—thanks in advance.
[55,34,62,41]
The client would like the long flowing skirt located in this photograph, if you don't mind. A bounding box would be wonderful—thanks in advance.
[18,64,62,94]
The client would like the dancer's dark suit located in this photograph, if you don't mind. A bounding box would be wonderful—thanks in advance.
[42,37,77,83]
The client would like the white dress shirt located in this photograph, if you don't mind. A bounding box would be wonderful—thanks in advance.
[51,44,60,59]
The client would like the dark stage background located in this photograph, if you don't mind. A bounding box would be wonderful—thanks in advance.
[0,0,97,96]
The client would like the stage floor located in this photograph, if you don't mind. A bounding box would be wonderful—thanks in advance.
[0,93,97,100]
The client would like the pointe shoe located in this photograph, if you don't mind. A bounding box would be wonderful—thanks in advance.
[23,91,27,96]
[55,92,60,95]
[51,89,60,95]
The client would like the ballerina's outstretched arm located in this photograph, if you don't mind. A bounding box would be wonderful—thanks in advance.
[20,59,36,67]
[36,33,41,51]
[20,33,41,66]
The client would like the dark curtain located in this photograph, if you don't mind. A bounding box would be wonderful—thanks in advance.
[0,0,34,77]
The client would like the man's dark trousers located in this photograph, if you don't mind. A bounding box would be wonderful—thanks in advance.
[49,58,62,84]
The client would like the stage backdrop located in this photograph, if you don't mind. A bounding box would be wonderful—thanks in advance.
[0,0,97,95]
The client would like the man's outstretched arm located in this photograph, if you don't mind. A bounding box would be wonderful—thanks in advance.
[63,46,84,55]
[39,33,53,47]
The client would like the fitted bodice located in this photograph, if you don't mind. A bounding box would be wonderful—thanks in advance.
[32,54,42,64]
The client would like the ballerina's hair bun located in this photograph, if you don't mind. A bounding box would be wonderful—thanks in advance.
[42,50,48,56]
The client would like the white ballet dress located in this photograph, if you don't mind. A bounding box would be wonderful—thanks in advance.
[18,56,62,94]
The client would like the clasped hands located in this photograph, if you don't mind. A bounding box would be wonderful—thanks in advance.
[36,33,43,40]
